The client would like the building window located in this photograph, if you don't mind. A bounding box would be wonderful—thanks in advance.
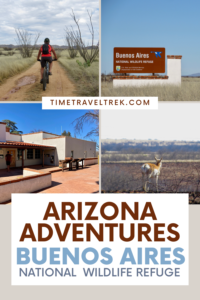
[35,149,40,159]
[27,149,33,159]
[17,149,22,160]
[71,151,74,158]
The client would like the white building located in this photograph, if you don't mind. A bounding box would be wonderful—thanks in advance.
[113,55,182,87]
[0,122,96,169]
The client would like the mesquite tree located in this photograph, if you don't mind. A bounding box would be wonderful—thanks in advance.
[65,10,99,64]
[15,29,41,58]
[72,110,99,138]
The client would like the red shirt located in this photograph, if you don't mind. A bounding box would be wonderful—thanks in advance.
[41,44,52,57]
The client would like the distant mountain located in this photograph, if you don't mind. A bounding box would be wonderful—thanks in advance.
[183,73,200,77]
[188,73,200,77]
[0,44,15,48]
[0,44,69,49]
[0,44,97,50]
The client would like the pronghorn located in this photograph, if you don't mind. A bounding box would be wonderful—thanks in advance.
[141,157,162,192]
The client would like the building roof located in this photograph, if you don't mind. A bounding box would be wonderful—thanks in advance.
[0,141,55,149]
[43,136,66,140]
[22,131,61,137]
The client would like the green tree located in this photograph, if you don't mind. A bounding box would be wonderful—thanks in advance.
[2,119,23,134]
[62,130,71,137]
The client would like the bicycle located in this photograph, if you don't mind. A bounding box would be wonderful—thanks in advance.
[38,59,56,91]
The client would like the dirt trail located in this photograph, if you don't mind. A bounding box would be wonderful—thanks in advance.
[0,61,77,101]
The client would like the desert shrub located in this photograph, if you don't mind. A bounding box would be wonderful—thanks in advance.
[58,50,99,96]
[4,51,16,56]
[67,48,78,59]
[102,165,137,192]
[101,162,200,193]
[55,50,62,59]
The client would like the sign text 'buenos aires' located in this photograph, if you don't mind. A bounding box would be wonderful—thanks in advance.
[113,47,165,74]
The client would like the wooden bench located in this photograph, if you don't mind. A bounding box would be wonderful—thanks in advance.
[72,158,85,170]
[59,157,73,172]
[59,157,85,172]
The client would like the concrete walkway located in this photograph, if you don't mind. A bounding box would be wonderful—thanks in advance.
[38,164,99,194]
[0,168,23,183]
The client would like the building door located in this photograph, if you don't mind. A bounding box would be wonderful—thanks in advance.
[10,150,16,167]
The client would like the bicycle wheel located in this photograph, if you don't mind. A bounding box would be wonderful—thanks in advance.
[43,67,47,91]
[47,62,49,84]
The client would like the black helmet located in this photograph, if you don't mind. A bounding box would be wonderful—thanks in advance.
[44,38,50,43]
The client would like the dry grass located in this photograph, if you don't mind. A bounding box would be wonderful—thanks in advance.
[58,50,99,96]
[0,48,37,84]
[101,78,200,101]
[101,162,200,193]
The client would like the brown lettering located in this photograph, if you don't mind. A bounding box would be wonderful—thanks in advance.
[119,223,135,242]
[85,202,98,220]
[20,223,36,242]
[140,202,157,220]
[43,202,60,220]
[38,224,53,242]
[167,223,180,242]
[73,224,83,241]
[100,202,119,220]
[154,223,165,242]
[138,224,152,241]
[105,224,118,241]
[122,202,138,220]
[54,223,71,242]
[62,202,75,220]
[86,224,103,241]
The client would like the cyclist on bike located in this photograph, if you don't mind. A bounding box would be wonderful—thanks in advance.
[37,38,58,83]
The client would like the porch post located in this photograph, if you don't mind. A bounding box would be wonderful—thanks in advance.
[22,149,24,170]
[42,150,44,167]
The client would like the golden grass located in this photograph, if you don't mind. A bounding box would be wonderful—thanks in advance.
[0,50,37,84]
[58,50,99,96]
[101,77,200,101]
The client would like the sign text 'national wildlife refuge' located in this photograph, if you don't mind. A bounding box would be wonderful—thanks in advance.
[113,48,165,73]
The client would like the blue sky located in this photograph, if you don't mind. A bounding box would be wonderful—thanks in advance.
[0,0,99,45]
[0,104,99,144]
[101,0,200,76]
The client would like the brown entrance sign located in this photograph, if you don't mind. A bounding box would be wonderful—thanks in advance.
[113,48,165,74]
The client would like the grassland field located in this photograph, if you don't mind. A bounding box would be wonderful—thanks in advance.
[58,50,99,96]
[0,48,37,84]
[101,77,200,101]
[101,162,200,194]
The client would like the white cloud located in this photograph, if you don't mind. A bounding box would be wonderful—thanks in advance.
[0,0,99,45]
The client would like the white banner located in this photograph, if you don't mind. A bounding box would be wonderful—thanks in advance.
[42,97,158,109]
[12,193,188,286]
